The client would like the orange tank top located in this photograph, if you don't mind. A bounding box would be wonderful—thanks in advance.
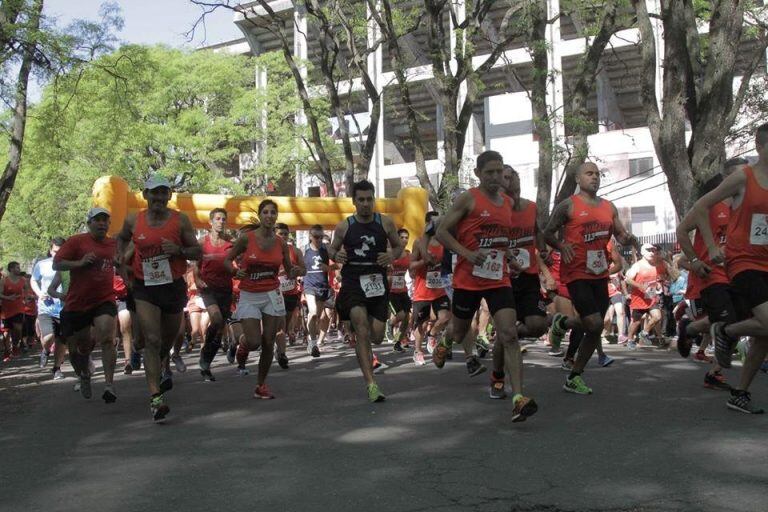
[453,188,514,291]
[414,243,446,301]
[132,210,187,283]
[629,261,666,310]
[726,166,768,278]
[508,200,539,276]
[1,277,26,319]
[240,231,283,293]
[693,201,730,288]
[278,245,300,296]
[561,195,615,284]
[389,251,410,294]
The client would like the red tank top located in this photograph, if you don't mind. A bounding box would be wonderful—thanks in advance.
[201,234,234,289]
[509,200,539,276]
[278,245,301,296]
[239,231,283,293]
[453,188,514,291]
[561,195,615,284]
[1,276,26,319]
[389,251,410,294]
[629,261,667,310]
[414,243,446,301]
[132,210,186,283]
[692,201,730,288]
[726,166,768,278]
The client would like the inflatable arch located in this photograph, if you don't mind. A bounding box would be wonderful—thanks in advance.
[92,176,429,247]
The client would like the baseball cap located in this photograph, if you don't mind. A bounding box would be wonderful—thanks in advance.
[144,174,172,190]
[86,207,110,221]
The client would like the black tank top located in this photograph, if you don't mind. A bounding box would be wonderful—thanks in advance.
[303,244,329,290]
[341,213,388,286]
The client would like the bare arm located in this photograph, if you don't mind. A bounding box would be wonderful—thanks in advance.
[47,272,65,299]
[543,199,574,263]
[328,221,348,264]
[435,192,486,266]
[691,170,746,263]
[116,214,136,265]
[409,237,427,272]
[224,235,248,277]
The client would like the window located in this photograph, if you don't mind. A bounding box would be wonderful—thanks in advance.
[631,206,655,223]
[384,177,401,198]
[307,186,321,197]
[629,157,654,177]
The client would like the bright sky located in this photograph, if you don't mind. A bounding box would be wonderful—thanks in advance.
[44,0,244,48]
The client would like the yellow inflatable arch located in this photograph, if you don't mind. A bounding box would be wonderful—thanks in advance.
[92,176,428,247]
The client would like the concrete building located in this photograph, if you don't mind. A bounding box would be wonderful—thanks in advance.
[209,0,765,237]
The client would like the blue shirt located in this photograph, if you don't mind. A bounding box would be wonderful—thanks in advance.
[31,257,63,318]
[670,270,688,304]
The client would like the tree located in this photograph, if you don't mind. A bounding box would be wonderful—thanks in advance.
[632,0,768,215]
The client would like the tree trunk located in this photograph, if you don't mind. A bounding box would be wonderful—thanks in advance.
[0,0,43,225]
[0,0,25,66]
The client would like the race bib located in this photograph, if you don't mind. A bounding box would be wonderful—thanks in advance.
[279,276,296,293]
[194,296,205,309]
[644,282,661,299]
[426,270,443,289]
[586,250,608,275]
[750,214,768,245]
[472,249,504,280]
[513,248,531,271]
[267,289,286,311]
[360,274,386,298]
[390,275,406,290]
[142,256,172,286]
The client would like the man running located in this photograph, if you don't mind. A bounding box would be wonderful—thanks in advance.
[435,151,537,422]
[625,244,673,348]
[31,238,67,378]
[117,174,201,422]
[544,162,638,395]
[329,180,404,402]
[304,224,332,357]
[53,207,119,402]
[276,223,306,368]
[0,262,29,359]
[195,207,234,381]
[388,229,412,353]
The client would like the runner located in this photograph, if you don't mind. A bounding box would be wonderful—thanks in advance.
[604,267,628,345]
[275,222,306,369]
[53,207,119,403]
[303,224,332,357]
[544,162,639,395]
[31,238,67,378]
[686,125,768,413]
[435,151,537,422]
[625,244,673,349]
[113,273,136,375]
[410,212,450,366]
[195,208,234,381]
[224,200,298,399]
[388,229,412,353]
[328,179,404,402]
[117,174,202,422]
[0,262,29,359]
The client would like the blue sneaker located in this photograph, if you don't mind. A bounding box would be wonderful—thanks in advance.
[130,350,142,371]
[598,354,614,367]
[628,339,637,350]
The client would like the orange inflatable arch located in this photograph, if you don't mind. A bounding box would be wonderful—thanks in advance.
[92,176,428,247]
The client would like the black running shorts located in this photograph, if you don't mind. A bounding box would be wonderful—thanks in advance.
[566,278,610,319]
[451,287,515,320]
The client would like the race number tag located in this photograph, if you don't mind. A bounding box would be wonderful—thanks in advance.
[267,289,286,311]
[644,282,661,299]
[472,249,504,280]
[513,248,531,271]
[279,276,296,293]
[142,256,172,286]
[360,274,386,298]
[390,275,406,290]
[426,270,443,289]
[586,250,608,275]
[194,296,205,309]
[750,214,768,245]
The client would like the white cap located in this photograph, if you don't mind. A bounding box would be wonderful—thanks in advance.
[86,207,110,222]
[144,174,172,190]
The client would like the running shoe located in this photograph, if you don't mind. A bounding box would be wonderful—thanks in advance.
[277,352,289,369]
[560,358,574,371]
[79,373,92,399]
[618,335,629,345]
[254,383,275,399]
[171,354,187,373]
[627,339,637,350]
[201,369,217,381]
[563,374,592,395]
[727,389,764,414]
[150,394,170,423]
[547,348,564,357]
[476,336,490,358]
[693,351,713,364]
[311,345,321,358]
[123,363,133,375]
[184,340,193,353]
[466,356,487,377]
[511,395,538,422]
[548,313,566,350]
[603,334,618,344]
[704,372,731,391]
[597,354,614,367]
[676,317,693,358]
[489,374,506,399]
[372,356,387,374]
[226,344,237,364]
[102,385,117,404]
[393,340,404,353]
[160,369,173,393]
[433,342,449,368]
[39,350,49,368]
[711,322,735,369]
[130,351,142,371]
[413,351,426,366]
[426,336,437,355]
[53,369,64,380]
[237,367,249,377]
[367,382,386,403]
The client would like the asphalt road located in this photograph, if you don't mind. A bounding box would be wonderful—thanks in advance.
[1,338,767,512]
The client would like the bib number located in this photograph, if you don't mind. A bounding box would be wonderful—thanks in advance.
[644,282,661,299]
[750,214,768,245]
[279,276,296,293]
[390,275,406,290]
[267,289,286,311]
[142,256,172,286]
[513,248,531,271]
[472,249,504,280]
[360,274,385,298]
[586,250,608,275]
[426,270,443,289]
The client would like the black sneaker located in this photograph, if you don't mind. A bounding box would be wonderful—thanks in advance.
[201,369,216,382]
[150,395,170,423]
[466,356,487,377]
[727,389,765,414]
[102,386,118,403]
[226,344,237,365]
[704,371,731,391]
[277,352,289,369]
[311,345,321,358]
[393,341,404,353]
[123,363,133,375]
[711,322,736,369]
[676,318,692,358]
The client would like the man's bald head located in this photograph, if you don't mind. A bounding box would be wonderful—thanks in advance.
[575,161,601,194]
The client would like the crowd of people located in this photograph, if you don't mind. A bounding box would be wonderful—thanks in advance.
[2,124,768,424]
